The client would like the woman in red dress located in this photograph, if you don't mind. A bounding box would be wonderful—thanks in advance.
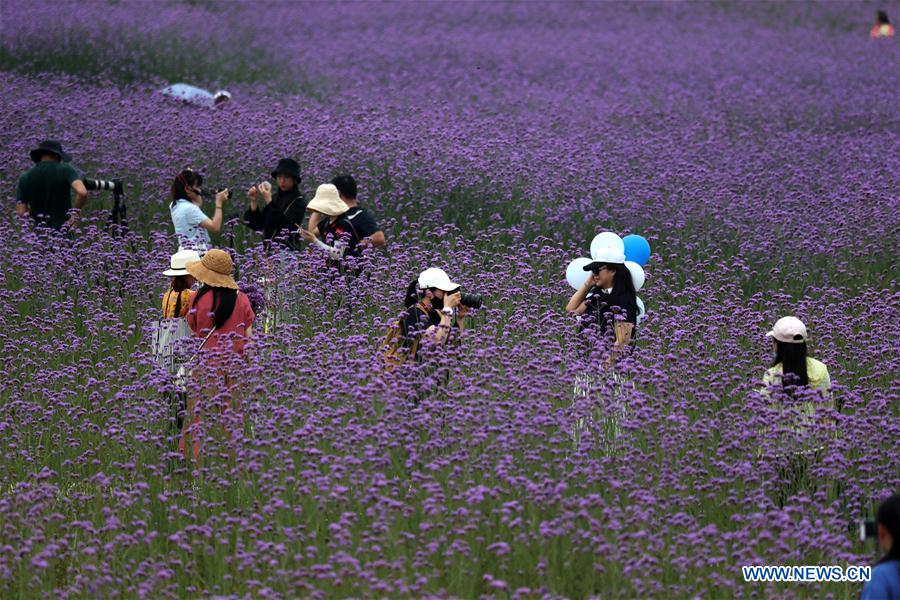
[180,249,255,462]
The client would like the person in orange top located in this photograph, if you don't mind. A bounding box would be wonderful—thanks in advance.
[871,10,895,38]
[161,249,200,318]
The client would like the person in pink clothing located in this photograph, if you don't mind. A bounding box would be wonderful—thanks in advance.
[179,249,254,462]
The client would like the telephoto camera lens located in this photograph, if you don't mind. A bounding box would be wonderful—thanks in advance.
[460,293,483,310]
[83,177,119,191]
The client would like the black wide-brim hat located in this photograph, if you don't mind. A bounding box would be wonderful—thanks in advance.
[30,140,71,163]
[271,158,301,182]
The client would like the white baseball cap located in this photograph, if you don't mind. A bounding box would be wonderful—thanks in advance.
[583,246,627,271]
[766,316,808,344]
[418,268,459,292]
[163,249,201,276]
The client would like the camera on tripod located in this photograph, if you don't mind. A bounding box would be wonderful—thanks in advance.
[83,177,127,228]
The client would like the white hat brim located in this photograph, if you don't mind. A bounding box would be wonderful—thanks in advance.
[163,268,189,277]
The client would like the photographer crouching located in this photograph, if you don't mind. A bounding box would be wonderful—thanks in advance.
[382,268,482,369]
[861,492,900,599]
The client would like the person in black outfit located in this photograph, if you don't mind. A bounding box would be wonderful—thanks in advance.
[566,247,638,360]
[243,158,307,251]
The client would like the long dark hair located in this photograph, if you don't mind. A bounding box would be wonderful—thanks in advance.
[877,10,890,25]
[876,493,900,564]
[405,279,422,308]
[772,340,809,387]
[167,275,193,317]
[593,263,638,318]
[170,169,203,208]
[609,263,637,300]
[191,284,237,328]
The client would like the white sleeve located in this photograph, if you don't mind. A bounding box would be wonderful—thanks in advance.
[189,204,209,225]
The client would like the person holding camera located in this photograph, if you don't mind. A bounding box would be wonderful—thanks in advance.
[299,183,362,264]
[566,247,639,356]
[388,268,472,362]
[169,169,228,254]
[308,175,385,254]
[14,140,88,231]
[243,158,307,252]
[862,493,900,599]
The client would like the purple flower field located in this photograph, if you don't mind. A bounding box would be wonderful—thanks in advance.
[1,1,898,597]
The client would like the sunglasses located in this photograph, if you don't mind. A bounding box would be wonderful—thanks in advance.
[591,265,611,275]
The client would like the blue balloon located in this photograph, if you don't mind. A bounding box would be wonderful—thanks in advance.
[622,234,651,266]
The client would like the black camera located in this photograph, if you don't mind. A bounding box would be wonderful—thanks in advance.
[83,177,123,193]
[460,293,483,310]
[859,520,877,542]
[201,188,232,200]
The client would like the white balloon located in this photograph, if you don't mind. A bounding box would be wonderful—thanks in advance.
[565,257,593,290]
[636,296,645,325]
[624,261,645,292]
[590,231,624,259]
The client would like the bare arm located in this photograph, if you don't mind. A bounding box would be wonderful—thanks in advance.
[15,202,28,217]
[62,180,89,228]
[431,312,455,345]
[566,279,594,313]
[307,211,323,234]
[363,230,386,248]
[72,180,88,209]
[199,190,228,233]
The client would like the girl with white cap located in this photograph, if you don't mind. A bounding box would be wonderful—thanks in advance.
[565,246,639,352]
[404,267,468,346]
[161,249,200,318]
[763,316,831,394]
[381,267,469,368]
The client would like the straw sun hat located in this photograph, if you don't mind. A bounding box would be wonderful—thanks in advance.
[185,249,238,289]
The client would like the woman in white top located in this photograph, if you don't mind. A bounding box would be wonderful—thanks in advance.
[168,169,228,253]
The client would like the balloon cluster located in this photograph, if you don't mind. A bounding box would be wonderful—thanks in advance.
[565,232,652,324]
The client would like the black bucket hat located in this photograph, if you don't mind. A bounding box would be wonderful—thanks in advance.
[30,140,71,163]
[271,158,301,182]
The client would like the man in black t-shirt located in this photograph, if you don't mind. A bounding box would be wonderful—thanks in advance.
[15,140,88,231]
[330,174,385,254]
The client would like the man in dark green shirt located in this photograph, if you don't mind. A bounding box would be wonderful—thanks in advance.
[15,140,88,230]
